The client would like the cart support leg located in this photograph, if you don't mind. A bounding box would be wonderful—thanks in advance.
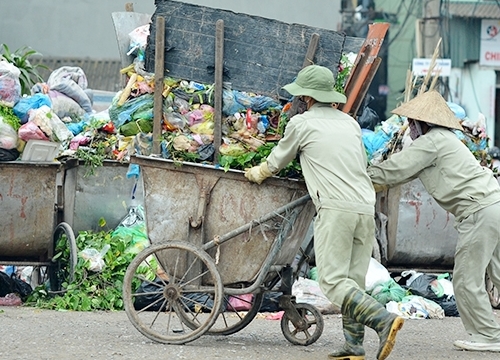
[279,265,293,295]
[279,295,307,330]
[278,265,308,330]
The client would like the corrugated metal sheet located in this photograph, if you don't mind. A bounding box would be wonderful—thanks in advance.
[449,17,481,67]
[31,57,123,92]
[448,2,500,19]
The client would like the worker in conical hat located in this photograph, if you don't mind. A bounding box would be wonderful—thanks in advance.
[367,90,500,352]
[245,64,404,360]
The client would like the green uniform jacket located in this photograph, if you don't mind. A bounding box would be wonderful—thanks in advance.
[266,103,375,215]
[367,127,500,222]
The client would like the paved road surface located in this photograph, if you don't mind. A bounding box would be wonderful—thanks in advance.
[1,306,499,360]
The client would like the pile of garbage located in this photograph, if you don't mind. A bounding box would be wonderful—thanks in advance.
[0,55,302,176]
[361,104,491,168]
[365,258,459,319]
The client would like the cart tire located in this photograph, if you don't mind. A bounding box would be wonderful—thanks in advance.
[280,303,324,346]
[486,271,500,309]
[123,241,223,345]
[179,292,264,336]
[49,222,77,292]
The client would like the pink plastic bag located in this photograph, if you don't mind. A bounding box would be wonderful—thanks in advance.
[0,293,22,306]
[227,294,253,311]
[18,121,49,142]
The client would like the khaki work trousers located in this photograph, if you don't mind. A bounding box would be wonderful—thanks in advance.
[314,208,375,307]
[454,201,500,343]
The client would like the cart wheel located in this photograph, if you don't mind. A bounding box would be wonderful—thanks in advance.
[486,271,500,309]
[280,303,324,346]
[208,292,264,335]
[123,241,223,345]
[49,222,78,292]
[179,292,264,336]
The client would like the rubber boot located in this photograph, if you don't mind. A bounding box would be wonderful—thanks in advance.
[328,316,365,360]
[342,288,404,360]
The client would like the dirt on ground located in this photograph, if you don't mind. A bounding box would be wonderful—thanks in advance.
[1,306,500,360]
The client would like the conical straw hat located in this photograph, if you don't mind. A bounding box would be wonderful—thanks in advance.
[391,90,463,131]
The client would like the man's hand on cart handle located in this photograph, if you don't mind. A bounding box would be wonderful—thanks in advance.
[245,161,273,184]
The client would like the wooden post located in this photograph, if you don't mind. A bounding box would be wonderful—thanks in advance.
[125,3,134,12]
[152,16,165,155]
[289,33,320,117]
[213,20,224,164]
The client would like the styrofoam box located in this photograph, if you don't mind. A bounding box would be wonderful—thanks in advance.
[21,140,59,162]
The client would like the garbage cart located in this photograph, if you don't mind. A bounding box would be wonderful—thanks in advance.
[123,155,321,345]
[0,161,77,291]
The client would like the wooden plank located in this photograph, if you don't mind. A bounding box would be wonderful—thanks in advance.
[213,20,224,163]
[339,22,389,115]
[289,33,320,117]
[152,16,165,155]
[348,56,381,116]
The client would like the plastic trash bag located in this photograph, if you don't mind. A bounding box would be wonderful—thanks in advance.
[222,89,246,116]
[13,93,52,124]
[259,292,282,312]
[28,105,74,144]
[0,147,19,161]
[405,273,459,317]
[227,293,253,311]
[113,204,149,255]
[292,277,339,314]
[0,271,33,301]
[46,66,93,113]
[365,257,391,292]
[356,94,380,130]
[128,24,150,57]
[18,121,49,142]
[358,106,380,130]
[371,278,407,305]
[362,129,391,160]
[0,117,18,149]
[109,94,154,128]
[0,60,21,107]
[133,277,166,311]
[386,295,444,319]
[406,273,443,299]
[48,89,86,120]
[79,244,110,272]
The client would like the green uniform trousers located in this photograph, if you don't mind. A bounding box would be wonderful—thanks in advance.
[314,208,375,307]
[454,201,500,343]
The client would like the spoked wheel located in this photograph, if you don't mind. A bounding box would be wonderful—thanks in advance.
[179,292,264,336]
[123,241,223,345]
[280,303,324,346]
[486,271,500,309]
[49,222,78,292]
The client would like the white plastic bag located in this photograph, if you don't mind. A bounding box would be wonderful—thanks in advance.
[365,257,391,292]
[292,277,339,314]
[0,60,21,106]
[79,244,110,272]
[29,105,73,144]
[401,269,424,287]
[0,117,18,149]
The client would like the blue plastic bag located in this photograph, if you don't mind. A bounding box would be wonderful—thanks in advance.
[13,93,51,124]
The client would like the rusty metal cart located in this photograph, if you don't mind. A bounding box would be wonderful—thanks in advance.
[123,155,322,345]
[0,161,77,291]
